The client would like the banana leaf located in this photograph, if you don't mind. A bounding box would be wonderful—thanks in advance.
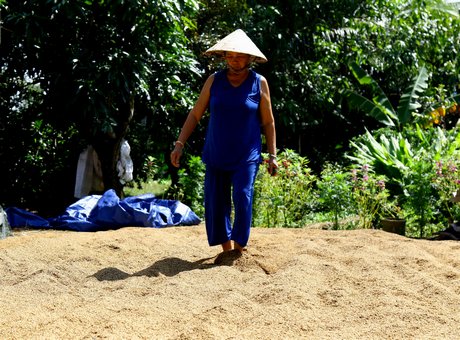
[396,66,429,125]
[345,62,430,129]
[344,90,396,126]
[345,62,397,126]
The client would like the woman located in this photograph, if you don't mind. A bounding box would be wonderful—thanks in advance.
[170,29,278,253]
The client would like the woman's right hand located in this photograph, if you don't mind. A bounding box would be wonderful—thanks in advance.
[170,143,183,168]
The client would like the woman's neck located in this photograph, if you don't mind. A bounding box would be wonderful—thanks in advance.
[226,68,250,87]
[227,66,250,77]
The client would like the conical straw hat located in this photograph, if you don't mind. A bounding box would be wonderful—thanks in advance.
[204,29,267,63]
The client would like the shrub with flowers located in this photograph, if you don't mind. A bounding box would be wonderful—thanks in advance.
[350,165,389,229]
[432,159,460,223]
[316,163,354,229]
[252,149,316,227]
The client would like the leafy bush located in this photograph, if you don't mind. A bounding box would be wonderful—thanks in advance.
[350,165,389,229]
[432,158,460,223]
[316,163,354,229]
[252,149,317,227]
[164,155,205,219]
[156,144,460,238]
[348,128,414,190]
[401,156,439,238]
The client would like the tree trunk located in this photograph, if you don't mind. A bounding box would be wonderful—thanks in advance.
[93,96,134,198]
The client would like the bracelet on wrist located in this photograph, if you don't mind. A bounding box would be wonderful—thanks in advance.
[269,153,277,159]
[175,140,185,148]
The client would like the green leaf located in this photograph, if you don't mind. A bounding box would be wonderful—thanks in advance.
[343,90,396,127]
[346,62,397,126]
[396,66,429,125]
[450,93,460,103]
[349,62,396,115]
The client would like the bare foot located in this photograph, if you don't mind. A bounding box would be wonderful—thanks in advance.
[214,249,242,265]
[221,240,232,252]
[233,241,246,253]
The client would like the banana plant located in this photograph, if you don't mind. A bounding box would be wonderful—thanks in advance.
[343,62,429,130]
[348,123,460,189]
[344,62,433,189]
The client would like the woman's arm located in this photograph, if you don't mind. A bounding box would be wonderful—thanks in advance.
[170,74,214,168]
[259,76,278,175]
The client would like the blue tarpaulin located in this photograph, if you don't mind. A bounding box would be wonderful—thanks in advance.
[6,189,201,232]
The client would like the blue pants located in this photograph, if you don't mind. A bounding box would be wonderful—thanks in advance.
[204,162,259,247]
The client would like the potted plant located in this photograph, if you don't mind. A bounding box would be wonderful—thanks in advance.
[380,200,406,236]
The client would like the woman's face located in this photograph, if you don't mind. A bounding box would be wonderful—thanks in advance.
[224,52,252,73]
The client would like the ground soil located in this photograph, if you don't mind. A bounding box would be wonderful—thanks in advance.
[0,224,459,339]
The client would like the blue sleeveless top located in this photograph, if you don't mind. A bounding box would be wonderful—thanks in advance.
[202,69,262,170]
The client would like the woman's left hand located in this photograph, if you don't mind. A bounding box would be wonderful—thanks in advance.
[267,158,278,176]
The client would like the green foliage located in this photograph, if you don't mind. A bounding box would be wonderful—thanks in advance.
[249,0,460,166]
[344,63,429,129]
[432,158,460,223]
[316,163,354,229]
[380,199,404,220]
[398,68,431,125]
[350,165,389,229]
[124,180,170,198]
[248,1,380,163]
[124,154,171,197]
[349,120,460,238]
[1,0,201,211]
[350,124,460,185]
[3,0,460,218]
[315,163,392,230]
[401,156,438,238]
[345,61,460,194]
[174,156,206,219]
[252,149,316,228]
[348,129,414,187]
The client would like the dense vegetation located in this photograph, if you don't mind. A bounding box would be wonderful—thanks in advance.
[1,0,460,237]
